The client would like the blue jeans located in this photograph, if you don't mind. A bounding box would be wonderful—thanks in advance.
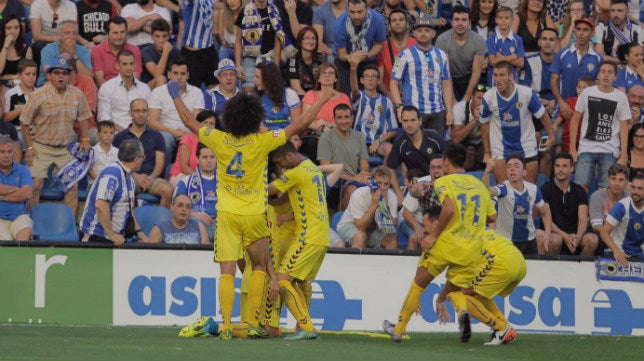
[575,152,616,188]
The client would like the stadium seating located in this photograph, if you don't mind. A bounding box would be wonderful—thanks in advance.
[39,164,64,201]
[31,203,79,242]
[134,206,172,237]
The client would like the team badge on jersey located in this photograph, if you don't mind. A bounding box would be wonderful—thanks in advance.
[516,102,523,109]
[635,222,642,230]
[279,174,289,183]
[204,127,212,136]
[273,130,280,137]
[510,47,515,53]
[377,105,384,113]
[588,63,594,72]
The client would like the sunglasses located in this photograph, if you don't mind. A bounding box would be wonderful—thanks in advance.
[52,12,59,29]
[476,84,491,91]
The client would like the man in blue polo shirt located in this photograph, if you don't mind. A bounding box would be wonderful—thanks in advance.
[0,136,33,241]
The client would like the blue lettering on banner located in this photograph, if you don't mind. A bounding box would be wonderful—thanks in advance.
[593,289,644,335]
[310,280,362,329]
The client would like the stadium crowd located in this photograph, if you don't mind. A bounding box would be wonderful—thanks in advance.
[0,0,643,266]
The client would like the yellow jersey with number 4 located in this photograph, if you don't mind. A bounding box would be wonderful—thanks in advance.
[432,173,496,265]
[272,159,330,246]
[199,127,286,215]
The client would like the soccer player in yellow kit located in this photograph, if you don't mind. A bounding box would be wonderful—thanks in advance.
[383,143,497,343]
[267,142,331,339]
[169,81,334,340]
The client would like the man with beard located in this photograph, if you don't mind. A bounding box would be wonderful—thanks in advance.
[75,0,118,46]
[376,9,416,97]
[148,193,209,244]
[120,0,172,49]
[435,5,486,101]
[594,0,643,64]
[374,0,415,37]
[333,0,386,95]
[627,84,644,126]
[91,16,143,86]
[590,164,629,255]
[313,0,346,60]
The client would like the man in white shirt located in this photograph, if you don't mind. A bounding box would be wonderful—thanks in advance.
[120,0,172,48]
[97,49,152,131]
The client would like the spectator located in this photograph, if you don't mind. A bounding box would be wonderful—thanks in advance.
[203,58,240,121]
[75,0,119,47]
[594,0,643,64]
[0,115,21,164]
[80,138,147,245]
[333,0,386,95]
[349,60,397,164]
[121,0,172,49]
[65,55,99,145]
[589,164,629,254]
[29,0,78,70]
[148,58,204,165]
[217,0,244,61]
[89,119,118,184]
[0,0,26,29]
[20,54,92,216]
[97,49,152,132]
[148,193,209,244]
[335,165,398,249]
[450,83,486,171]
[91,16,143,87]
[0,135,32,241]
[483,153,552,256]
[435,6,487,101]
[169,110,216,185]
[628,123,644,181]
[274,0,313,46]
[471,0,497,40]
[375,8,416,98]
[540,152,598,256]
[0,15,32,87]
[480,61,555,184]
[558,0,586,48]
[317,103,370,209]
[288,26,326,98]
[511,0,555,55]
[179,0,218,89]
[3,59,36,152]
[627,84,644,126]
[37,20,93,87]
[551,17,602,120]
[374,0,415,37]
[485,6,525,86]
[255,61,301,131]
[174,142,218,239]
[234,0,292,90]
[113,98,174,208]
[560,76,594,153]
[569,61,629,190]
[387,105,445,206]
[141,18,181,88]
[391,14,454,136]
[312,0,345,60]
[615,42,644,94]
[301,62,351,129]
[600,173,644,267]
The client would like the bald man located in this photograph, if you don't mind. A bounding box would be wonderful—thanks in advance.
[628,85,644,126]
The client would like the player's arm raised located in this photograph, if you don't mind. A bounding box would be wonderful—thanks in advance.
[283,88,336,138]
[168,81,203,135]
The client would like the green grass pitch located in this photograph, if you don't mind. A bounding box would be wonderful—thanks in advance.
[1,324,642,361]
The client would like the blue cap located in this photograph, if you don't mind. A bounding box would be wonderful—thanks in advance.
[46,55,72,73]
[214,58,240,77]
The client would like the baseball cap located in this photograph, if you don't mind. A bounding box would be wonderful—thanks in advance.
[413,14,436,30]
[574,18,595,30]
[46,55,72,73]
[214,58,241,77]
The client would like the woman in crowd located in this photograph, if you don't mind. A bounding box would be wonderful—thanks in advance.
[615,42,644,93]
[218,0,246,61]
[168,110,217,186]
[0,15,32,88]
[470,0,497,40]
[559,0,587,48]
[255,61,301,131]
[288,26,326,98]
[512,0,555,55]
[302,62,350,130]
[628,123,644,181]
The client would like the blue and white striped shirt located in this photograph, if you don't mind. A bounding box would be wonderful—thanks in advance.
[182,0,214,49]
[80,163,135,239]
[485,30,525,86]
[494,180,544,243]
[204,86,239,118]
[352,90,398,145]
[391,44,451,114]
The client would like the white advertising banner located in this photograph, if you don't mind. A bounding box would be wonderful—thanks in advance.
[113,250,644,335]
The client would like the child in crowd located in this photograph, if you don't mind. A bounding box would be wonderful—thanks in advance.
[88,121,119,184]
[486,6,525,86]
[3,59,37,150]
[560,76,594,153]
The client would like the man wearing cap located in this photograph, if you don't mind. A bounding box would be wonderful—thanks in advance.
[550,17,603,120]
[390,13,455,137]
[594,0,643,64]
[98,49,152,131]
[20,54,93,215]
[203,59,241,122]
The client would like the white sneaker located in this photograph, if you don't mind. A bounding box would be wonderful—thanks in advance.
[382,320,402,343]
[484,326,517,346]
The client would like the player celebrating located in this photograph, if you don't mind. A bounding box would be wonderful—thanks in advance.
[168,81,334,340]
[383,143,497,343]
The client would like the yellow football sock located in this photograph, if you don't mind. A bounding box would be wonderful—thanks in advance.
[279,280,314,332]
[219,274,235,329]
[460,294,503,330]
[297,281,313,309]
[394,281,425,335]
[230,323,249,338]
[247,270,268,327]
[446,291,469,316]
[474,295,507,331]
[240,292,248,323]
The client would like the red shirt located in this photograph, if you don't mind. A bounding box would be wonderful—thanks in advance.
[376,37,416,93]
[90,41,143,82]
